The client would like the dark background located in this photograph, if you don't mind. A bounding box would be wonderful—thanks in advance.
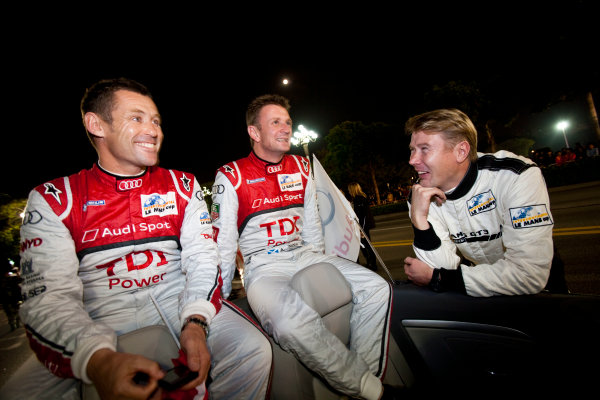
[3,1,598,199]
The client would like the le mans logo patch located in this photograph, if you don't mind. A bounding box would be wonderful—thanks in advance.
[510,204,553,229]
[278,173,303,191]
[467,190,496,216]
[140,192,178,217]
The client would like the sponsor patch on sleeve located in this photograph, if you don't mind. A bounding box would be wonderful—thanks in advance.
[211,203,220,221]
[509,204,553,229]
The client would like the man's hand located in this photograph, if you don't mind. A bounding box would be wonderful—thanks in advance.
[404,256,434,286]
[87,348,164,400]
[409,184,446,230]
[179,315,211,391]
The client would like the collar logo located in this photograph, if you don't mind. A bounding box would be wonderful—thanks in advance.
[267,164,282,174]
[118,179,142,191]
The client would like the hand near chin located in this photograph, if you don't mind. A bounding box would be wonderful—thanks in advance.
[410,184,446,229]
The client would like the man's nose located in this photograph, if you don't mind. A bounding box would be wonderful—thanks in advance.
[145,122,159,137]
[409,152,419,166]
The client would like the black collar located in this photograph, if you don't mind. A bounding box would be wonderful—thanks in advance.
[446,161,478,200]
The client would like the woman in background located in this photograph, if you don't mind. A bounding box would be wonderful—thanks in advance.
[348,182,377,271]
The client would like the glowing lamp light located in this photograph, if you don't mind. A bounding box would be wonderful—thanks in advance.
[291,124,318,157]
[556,120,570,148]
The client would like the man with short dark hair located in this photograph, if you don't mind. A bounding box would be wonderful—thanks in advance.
[8,78,272,399]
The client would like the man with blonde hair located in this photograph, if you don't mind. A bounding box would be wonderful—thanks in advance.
[403,108,558,296]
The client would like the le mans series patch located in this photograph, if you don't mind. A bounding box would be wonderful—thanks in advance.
[510,204,553,229]
[278,173,303,191]
[467,190,496,216]
[141,192,178,217]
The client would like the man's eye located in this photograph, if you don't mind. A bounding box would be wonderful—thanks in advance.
[153,119,161,126]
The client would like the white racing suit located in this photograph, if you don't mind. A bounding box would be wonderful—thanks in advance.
[410,150,554,297]
[10,163,272,400]
[211,151,392,400]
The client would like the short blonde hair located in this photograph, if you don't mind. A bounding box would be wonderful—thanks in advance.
[405,108,478,162]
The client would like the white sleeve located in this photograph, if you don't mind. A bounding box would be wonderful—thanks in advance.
[19,189,116,383]
[211,172,239,299]
[178,177,222,324]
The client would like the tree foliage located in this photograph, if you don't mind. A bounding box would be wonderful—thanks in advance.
[0,196,27,273]
[318,121,412,204]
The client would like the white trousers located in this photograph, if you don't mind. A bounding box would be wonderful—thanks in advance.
[0,303,272,400]
[244,246,392,399]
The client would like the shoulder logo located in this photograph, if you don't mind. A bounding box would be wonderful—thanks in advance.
[301,158,309,172]
[44,183,63,204]
[224,165,235,177]
[180,174,191,191]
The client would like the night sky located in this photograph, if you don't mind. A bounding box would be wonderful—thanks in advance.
[3,1,598,199]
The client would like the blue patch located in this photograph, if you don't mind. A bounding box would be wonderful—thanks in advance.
[83,200,105,211]
[510,204,553,229]
[467,190,496,216]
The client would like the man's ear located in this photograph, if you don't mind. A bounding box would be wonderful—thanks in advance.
[84,112,105,138]
[455,141,470,163]
[248,125,260,143]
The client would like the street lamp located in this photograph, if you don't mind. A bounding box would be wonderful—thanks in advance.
[556,120,570,148]
[291,124,318,157]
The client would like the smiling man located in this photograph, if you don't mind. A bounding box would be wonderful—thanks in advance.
[403,108,558,297]
[9,78,272,400]
[211,94,393,400]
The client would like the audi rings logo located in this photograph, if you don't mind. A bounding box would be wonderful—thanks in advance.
[118,179,142,191]
[22,210,43,225]
[267,165,282,174]
[212,184,225,194]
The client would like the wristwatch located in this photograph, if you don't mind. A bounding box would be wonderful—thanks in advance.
[182,316,209,337]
